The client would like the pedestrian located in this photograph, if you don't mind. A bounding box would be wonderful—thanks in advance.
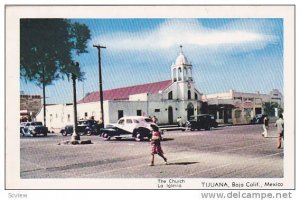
[262,115,269,137]
[177,116,183,127]
[275,114,284,149]
[152,116,158,124]
[149,124,167,166]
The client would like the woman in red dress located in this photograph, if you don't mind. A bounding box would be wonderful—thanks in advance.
[150,124,167,166]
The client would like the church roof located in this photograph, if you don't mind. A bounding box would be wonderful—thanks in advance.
[78,80,172,104]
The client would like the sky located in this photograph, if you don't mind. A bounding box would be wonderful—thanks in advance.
[20,18,283,104]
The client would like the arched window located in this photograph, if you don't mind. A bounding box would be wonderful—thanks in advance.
[178,67,182,81]
[173,68,177,82]
[188,90,191,100]
[195,93,198,100]
[168,91,173,100]
[184,67,188,80]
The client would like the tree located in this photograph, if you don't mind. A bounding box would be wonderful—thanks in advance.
[263,102,283,117]
[20,19,91,126]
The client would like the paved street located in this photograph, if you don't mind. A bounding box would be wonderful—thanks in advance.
[20,124,283,179]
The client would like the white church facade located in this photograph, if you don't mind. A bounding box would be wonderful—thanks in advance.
[37,47,203,129]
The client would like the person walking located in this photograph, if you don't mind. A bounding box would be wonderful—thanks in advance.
[152,116,158,124]
[149,124,167,166]
[276,114,284,149]
[262,115,269,137]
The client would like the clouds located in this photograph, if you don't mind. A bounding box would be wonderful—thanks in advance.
[87,18,283,94]
[21,18,283,104]
[91,19,280,53]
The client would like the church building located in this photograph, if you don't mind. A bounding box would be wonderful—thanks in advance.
[37,46,203,129]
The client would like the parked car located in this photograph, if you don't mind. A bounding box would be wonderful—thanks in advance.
[188,114,218,131]
[99,125,125,140]
[20,122,48,137]
[100,116,156,141]
[20,122,27,136]
[251,114,268,124]
[60,119,101,136]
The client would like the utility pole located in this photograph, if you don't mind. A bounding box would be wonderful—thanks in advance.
[93,44,106,128]
[42,82,46,126]
[71,62,80,141]
[42,66,46,126]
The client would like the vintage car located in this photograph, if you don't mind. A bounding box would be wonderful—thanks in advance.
[100,116,156,141]
[20,121,48,137]
[20,122,27,136]
[250,114,268,124]
[188,114,218,131]
[60,119,101,136]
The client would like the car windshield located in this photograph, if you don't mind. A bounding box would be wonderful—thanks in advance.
[144,118,153,123]
[118,119,125,125]
[32,122,43,126]
[78,121,87,125]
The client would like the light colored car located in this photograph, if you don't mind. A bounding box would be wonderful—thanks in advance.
[104,116,157,141]
[20,122,28,136]
[20,122,48,137]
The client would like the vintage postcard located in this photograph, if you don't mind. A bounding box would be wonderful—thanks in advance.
[5,5,295,190]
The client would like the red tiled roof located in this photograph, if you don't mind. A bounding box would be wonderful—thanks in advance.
[78,80,172,104]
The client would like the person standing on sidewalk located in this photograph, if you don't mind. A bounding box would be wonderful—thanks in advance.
[149,124,167,166]
[177,116,183,127]
[262,115,269,137]
[276,114,284,149]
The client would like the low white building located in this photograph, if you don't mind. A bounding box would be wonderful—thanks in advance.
[205,89,284,124]
[37,47,203,129]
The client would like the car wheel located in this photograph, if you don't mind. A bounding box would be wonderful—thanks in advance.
[43,132,47,137]
[61,130,67,136]
[205,126,211,130]
[30,131,36,137]
[86,130,92,136]
[135,133,142,142]
[102,133,108,138]
[105,136,111,141]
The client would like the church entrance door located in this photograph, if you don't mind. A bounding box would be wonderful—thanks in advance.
[168,106,173,124]
[187,103,194,120]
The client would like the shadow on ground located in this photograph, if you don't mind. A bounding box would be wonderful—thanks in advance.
[167,161,199,166]
[161,138,174,142]
[104,137,175,142]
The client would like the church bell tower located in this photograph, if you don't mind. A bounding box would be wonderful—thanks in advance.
[171,45,195,100]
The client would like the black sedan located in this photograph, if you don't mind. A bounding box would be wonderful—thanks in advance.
[188,114,218,131]
[60,119,101,136]
[251,114,268,124]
